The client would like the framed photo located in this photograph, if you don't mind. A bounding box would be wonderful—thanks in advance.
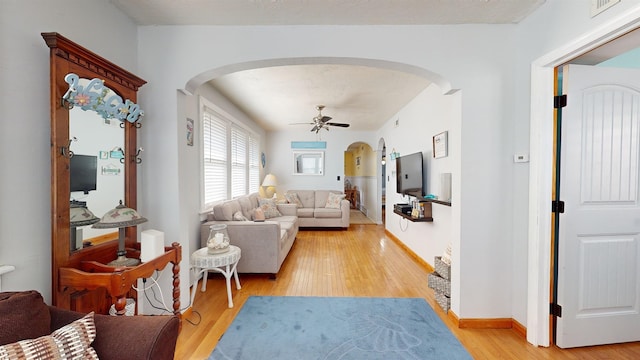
[433,131,448,158]
[99,151,109,160]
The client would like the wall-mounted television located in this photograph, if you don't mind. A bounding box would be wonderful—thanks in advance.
[70,154,97,194]
[396,151,424,197]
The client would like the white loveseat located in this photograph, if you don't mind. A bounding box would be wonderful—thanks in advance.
[284,190,350,228]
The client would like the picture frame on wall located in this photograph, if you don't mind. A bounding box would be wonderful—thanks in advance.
[433,131,448,158]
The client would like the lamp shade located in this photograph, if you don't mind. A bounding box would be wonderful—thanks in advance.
[70,204,99,227]
[262,173,278,187]
[92,201,147,229]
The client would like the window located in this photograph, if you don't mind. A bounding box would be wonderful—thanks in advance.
[201,103,260,211]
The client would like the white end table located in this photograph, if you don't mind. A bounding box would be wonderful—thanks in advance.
[190,245,242,308]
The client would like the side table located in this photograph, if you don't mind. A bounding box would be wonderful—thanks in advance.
[190,245,242,308]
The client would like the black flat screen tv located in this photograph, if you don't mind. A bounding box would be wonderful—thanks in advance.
[396,152,424,197]
[70,154,97,194]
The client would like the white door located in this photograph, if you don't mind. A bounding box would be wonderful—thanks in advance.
[557,64,640,348]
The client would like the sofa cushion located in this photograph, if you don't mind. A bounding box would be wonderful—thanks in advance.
[258,198,282,218]
[0,312,98,360]
[237,196,255,219]
[213,200,241,221]
[0,291,51,346]
[294,191,316,208]
[296,208,314,218]
[313,190,331,208]
[314,207,343,219]
[325,192,346,209]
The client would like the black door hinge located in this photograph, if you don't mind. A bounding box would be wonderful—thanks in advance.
[550,303,562,317]
[554,95,567,108]
[552,200,565,213]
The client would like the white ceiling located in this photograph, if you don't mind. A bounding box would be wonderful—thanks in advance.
[110,0,546,132]
[110,0,545,26]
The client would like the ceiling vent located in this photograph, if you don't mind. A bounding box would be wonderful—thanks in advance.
[591,0,620,17]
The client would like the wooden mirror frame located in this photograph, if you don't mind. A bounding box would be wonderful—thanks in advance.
[43,33,146,309]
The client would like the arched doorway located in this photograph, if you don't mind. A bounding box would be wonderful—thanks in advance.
[344,141,376,223]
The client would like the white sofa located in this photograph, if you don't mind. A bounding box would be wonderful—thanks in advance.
[200,193,298,277]
[285,190,350,228]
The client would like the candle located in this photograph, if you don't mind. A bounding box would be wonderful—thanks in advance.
[214,232,224,246]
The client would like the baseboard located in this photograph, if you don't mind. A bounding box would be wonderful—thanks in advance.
[448,309,528,339]
[384,229,434,273]
[458,317,513,329]
[386,229,527,340]
[512,318,527,339]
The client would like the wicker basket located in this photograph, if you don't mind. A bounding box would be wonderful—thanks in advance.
[428,272,451,296]
[434,256,451,280]
[434,291,451,313]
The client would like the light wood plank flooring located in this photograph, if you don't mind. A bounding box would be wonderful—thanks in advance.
[175,224,640,359]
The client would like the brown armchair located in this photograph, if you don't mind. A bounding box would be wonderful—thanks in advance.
[0,291,179,360]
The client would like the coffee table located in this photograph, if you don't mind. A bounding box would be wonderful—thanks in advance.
[190,245,242,308]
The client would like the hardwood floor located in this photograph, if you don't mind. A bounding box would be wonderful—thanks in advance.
[175,224,640,359]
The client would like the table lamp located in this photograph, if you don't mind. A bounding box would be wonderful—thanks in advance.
[261,173,278,198]
[70,203,100,251]
[92,200,147,267]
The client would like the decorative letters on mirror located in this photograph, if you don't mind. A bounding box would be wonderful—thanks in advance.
[62,73,144,124]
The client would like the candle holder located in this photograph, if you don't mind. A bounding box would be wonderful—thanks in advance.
[207,224,230,254]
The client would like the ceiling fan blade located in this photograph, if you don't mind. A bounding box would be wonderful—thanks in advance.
[320,116,332,123]
[289,122,314,125]
[326,122,350,127]
[310,125,318,132]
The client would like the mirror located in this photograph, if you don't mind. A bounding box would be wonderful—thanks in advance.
[69,103,124,250]
[293,151,324,175]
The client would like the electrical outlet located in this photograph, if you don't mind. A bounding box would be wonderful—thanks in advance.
[514,154,529,163]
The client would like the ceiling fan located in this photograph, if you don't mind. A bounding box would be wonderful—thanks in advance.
[291,105,350,133]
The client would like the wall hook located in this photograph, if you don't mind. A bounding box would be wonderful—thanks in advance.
[61,137,77,158]
[134,147,143,164]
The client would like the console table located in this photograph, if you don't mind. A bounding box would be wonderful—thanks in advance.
[58,242,182,319]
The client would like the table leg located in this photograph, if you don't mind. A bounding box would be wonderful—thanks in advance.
[225,264,233,308]
[201,269,209,292]
[190,267,203,308]
[232,261,241,290]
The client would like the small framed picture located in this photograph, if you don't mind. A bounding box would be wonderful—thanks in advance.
[99,151,109,160]
[433,131,448,158]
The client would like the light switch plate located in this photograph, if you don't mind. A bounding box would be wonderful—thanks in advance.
[514,154,529,163]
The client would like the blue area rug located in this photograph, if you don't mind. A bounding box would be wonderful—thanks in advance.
[209,296,472,360]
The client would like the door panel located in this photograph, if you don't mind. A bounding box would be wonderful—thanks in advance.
[557,64,640,348]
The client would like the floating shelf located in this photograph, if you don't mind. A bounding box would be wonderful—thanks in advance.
[393,209,433,222]
[425,199,451,207]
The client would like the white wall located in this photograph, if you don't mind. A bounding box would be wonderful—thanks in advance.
[266,130,377,194]
[0,0,138,302]
[379,84,460,309]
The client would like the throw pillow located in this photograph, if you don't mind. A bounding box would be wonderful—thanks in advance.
[285,192,303,207]
[325,192,345,209]
[0,312,98,360]
[233,211,248,221]
[258,198,282,219]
